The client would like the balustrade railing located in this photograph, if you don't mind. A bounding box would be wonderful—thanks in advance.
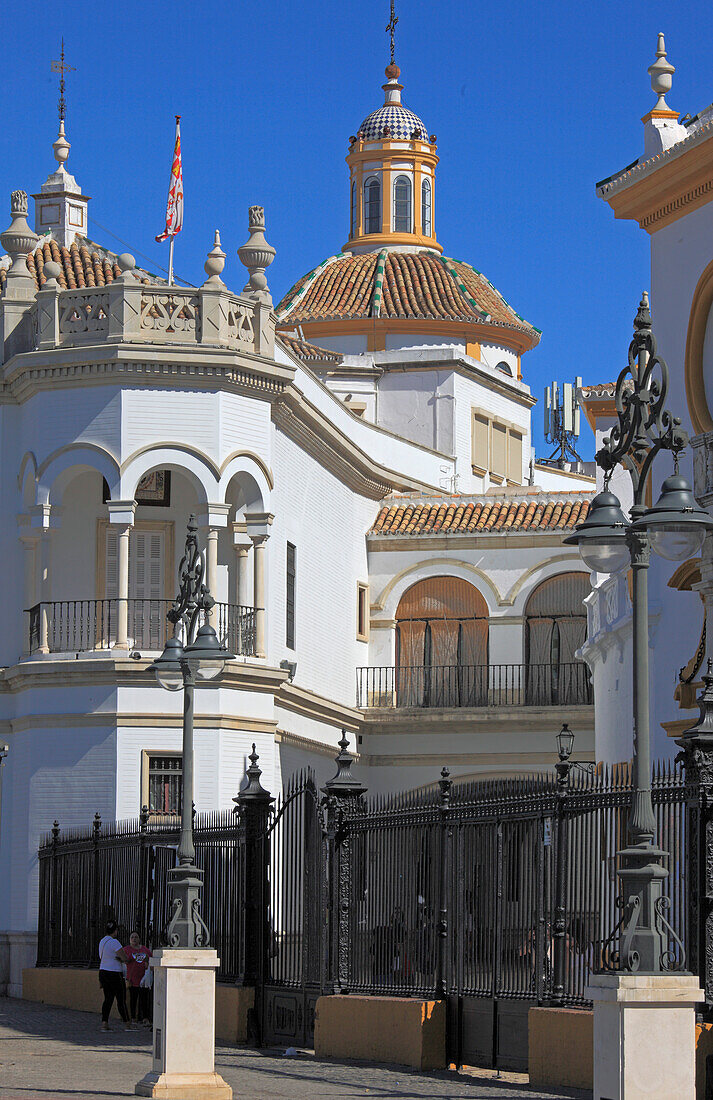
[25,599,257,657]
[356,662,592,709]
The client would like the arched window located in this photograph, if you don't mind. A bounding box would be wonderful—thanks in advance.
[421,178,432,236]
[495,361,513,376]
[395,576,488,707]
[393,175,412,233]
[525,573,591,705]
[350,181,356,237]
[364,177,381,235]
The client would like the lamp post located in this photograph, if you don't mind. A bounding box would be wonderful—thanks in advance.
[149,514,234,949]
[552,725,595,1004]
[565,292,712,973]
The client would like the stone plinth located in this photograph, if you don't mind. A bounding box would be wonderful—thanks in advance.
[588,972,703,1100]
[314,995,445,1070]
[135,948,232,1100]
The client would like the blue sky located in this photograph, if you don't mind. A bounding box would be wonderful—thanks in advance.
[4,0,713,458]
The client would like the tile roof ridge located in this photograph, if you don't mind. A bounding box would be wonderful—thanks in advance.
[596,115,713,196]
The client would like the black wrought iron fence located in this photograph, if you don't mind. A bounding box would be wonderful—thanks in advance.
[356,662,593,708]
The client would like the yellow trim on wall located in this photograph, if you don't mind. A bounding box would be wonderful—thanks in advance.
[685,256,713,434]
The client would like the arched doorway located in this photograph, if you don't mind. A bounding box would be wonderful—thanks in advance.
[396,576,489,707]
[525,573,590,705]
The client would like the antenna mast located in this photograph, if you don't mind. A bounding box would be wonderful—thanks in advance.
[541,378,584,468]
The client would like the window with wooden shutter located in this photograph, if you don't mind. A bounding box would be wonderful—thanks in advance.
[105,530,119,599]
[491,423,507,480]
[472,414,489,474]
[286,542,296,649]
[508,430,523,482]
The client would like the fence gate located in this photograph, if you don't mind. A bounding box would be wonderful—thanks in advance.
[447,809,552,1072]
[260,771,324,1048]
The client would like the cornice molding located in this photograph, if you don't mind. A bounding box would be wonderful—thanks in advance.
[276,681,362,732]
[275,727,359,760]
[0,342,295,405]
[362,704,594,737]
[272,388,441,500]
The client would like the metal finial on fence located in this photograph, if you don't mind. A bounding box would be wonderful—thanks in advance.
[92,812,101,838]
[235,743,273,804]
[140,805,149,831]
[323,730,367,797]
[51,820,60,843]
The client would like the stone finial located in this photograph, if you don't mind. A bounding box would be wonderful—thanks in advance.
[237,206,276,303]
[43,261,62,287]
[648,32,675,112]
[116,253,136,281]
[1,190,38,289]
[53,119,71,167]
[203,229,226,285]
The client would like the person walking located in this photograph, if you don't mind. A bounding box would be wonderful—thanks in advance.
[98,920,133,1031]
[123,931,152,1026]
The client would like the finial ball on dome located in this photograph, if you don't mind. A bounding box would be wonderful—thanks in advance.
[385,63,400,80]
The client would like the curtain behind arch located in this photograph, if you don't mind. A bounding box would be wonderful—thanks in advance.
[525,573,589,705]
[396,577,488,706]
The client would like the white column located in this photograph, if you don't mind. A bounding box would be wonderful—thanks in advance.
[38,531,52,654]
[108,501,136,651]
[18,527,38,656]
[197,505,231,631]
[245,513,274,660]
[231,522,251,608]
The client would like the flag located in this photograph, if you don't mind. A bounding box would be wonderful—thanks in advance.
[155,116,183,243]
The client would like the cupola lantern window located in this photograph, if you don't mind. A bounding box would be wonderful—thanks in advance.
[421,178,431,236]
[393,175,412,233]
[364,176,381,234]
[350,182,357,237]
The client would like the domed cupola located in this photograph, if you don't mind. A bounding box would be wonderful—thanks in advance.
[344,64,441,254]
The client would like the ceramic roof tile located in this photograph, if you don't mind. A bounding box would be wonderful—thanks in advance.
[369,493,593,536]
[2,236,158,294]
[276,249,539,345]
[278,332,343,364]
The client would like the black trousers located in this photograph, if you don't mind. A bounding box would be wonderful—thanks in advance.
[99,970,128,1023]
[128,985,151,1021]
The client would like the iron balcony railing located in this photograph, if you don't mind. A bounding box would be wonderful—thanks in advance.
[356,662,593,709]
[25,598,257,658]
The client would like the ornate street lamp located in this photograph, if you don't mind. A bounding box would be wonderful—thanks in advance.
[565,292,712,972]
[149,515,234,948]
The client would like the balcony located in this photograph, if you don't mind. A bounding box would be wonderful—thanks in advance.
[356,662,592,709]
[25,599,256,658]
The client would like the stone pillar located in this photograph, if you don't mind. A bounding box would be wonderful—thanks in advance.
[245,513,273,659]
[231,523,251,607]
[134,948,231,1099]
[29,505,55,656]
[197,505,231,630]
[588,973,703,1100]
[18,518,39,656]
[0,191,38,363]
[107,501,136,650]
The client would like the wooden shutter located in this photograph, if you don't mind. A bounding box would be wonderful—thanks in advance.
[130,530,165,649]
[508,430,523,482]
[472,414,489,472]
[491,423,507,479]
[105,529,119,599]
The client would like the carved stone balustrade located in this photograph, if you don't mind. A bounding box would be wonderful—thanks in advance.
[16,279,275,361]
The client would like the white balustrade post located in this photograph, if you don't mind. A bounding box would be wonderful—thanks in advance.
[245,513,274,659]
[107,501,136,650]
[18,520,39,656]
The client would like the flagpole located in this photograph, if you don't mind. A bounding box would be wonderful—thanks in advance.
[168,234,175,286]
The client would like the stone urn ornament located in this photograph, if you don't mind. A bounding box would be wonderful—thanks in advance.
[1,191,38,289]
[237,206,275,302]
[203,230,226,286]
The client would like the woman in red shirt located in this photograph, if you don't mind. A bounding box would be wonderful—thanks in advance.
[123,931,152,1026]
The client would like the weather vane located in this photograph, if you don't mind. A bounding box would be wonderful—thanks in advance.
[51,38,75,125]
[386,0,398,65]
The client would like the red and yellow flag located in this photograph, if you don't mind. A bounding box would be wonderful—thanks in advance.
[155,116,183,242]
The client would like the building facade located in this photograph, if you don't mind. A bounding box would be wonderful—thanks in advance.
[0,56,595,994]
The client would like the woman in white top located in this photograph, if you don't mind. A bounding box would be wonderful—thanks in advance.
[98,920,133,1031]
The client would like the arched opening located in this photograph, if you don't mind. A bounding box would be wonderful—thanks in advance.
[525,573,590,705]
[393,175,412,233]
[395,576,488,706]
[364,177,381,235]
[421,178,432,236]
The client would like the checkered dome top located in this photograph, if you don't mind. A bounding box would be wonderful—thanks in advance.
[358,104,429,142]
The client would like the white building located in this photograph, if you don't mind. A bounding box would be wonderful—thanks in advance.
[0,55,595,994]
[581,34,713,765]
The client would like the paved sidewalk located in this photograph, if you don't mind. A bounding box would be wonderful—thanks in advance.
[0,998,590,1099]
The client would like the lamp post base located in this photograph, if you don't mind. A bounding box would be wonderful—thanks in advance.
[587,972,702,1100]
[135,949,232,1100]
